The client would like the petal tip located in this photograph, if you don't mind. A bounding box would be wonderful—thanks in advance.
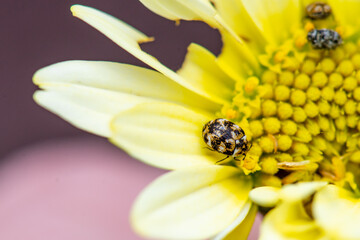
[32,70,41,85]
[70,4,84,16]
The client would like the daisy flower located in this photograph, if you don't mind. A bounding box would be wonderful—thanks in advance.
[33,1,360,239]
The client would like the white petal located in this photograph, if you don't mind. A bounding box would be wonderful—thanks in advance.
[70,5,226,105]
[313,185,360,240]
[249,187,280,207]
[280,181,328,202]
[34,60,218,112]
[131,165,252,239]
[250,182,327,208]
[34,85,153,137]
[110,102,222,169]
[212,203,257,240]
[139,0,218,25]
[260,202,324,240]
[139,0,244,43]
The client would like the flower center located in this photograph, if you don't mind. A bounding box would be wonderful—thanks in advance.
[220,33,360,190]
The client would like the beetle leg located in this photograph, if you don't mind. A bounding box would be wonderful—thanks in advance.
[203,146,215,151]
[216,155,229,164]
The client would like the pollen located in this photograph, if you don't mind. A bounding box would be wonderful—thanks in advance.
[304,21,315,32]
[274,51,286,63]
[244,76,259,94]
[219,31,360,187]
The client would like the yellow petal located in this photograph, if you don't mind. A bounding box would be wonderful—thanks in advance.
[327,0,360,37]
[34,60,218,112]
[213,203,258,240]
[131,165,252,239]
[249,186,280,207]
[250,182,327,208]
[177,43,235,102]
[217,31,260,82]
[313,185,360,240]
[70,5,225,106]
[139,0,244,43]
[280,181,328,202]
[260,202,324,240]
[110,102,223,169]
[241,0,302,45]
[213,0,266,52]
[139,0,218,26]
[34,85,153,137]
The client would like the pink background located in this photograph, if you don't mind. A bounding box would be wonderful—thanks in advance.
[0,139,260,239]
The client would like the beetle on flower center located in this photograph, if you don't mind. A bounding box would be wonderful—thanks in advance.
[202,118,252,163]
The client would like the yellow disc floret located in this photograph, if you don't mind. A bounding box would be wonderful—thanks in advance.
[312,71,328,88]
[290,90,307,106]
[338,60,354,77]
[277,102,293,120]
[262,100,277,117]
[275,85,290,101]
[263,118,281,134]
[279,71,294,86]
[294,74,310,89]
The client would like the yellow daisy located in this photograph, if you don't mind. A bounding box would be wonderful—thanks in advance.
[33,0,360,239]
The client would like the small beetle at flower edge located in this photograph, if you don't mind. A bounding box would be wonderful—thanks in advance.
[306,2,332,19]
[202,118,252,163]
[307,29,342,49]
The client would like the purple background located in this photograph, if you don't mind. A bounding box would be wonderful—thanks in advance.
[1,0,220,158]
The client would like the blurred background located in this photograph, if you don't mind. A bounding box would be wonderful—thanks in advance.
[1,0,221,159]
[1,0,259,239]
